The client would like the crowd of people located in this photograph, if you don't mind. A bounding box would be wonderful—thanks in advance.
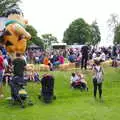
[25,44,120,70]
[0,43,119,104]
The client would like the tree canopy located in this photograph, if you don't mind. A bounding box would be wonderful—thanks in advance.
[26,25,44,48]
[41,33,58,48]
[107,14,120,45]
[90,21,101,45]
[0,0,21,16]
[114,24,120,44]
[107,13,119,32]
[63,18,91,45]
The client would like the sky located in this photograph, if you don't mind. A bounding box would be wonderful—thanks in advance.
[20,0,120,46]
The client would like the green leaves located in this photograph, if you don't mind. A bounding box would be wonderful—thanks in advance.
[107,14,120,45]
[26,25,44,48]
[107,14,120,44]
[41,33,58,48]
[90,21,101,45]
[0,0,21,16]
[26,25,37,37]
[114,24,120,44]
[63,18,101,46]
[63,18,92,45]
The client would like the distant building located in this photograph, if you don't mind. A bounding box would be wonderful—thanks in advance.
[51,43,67,49]
[28,43,43,50]
[68,45,85,50]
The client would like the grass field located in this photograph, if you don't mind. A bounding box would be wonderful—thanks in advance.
[0,66,120,120]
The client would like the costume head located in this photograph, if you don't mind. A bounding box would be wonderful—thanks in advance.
[3,9,31,54]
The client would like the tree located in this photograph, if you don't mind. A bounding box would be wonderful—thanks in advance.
[107,13,119,32]
[107,14,120,45]
[90,21,101,45]
[25,25,44,48]
[0,0,21,16]
[114,24,120,44]
[41,34,58,48]
[63,18,91,45]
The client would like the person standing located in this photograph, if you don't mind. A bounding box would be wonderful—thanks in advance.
[10,53,27,102]
[12,53,27,78]
[112,43,118,67]
[81,45,89,70]
[92,60,104,100]
[112,43,117,58]
[0,50,5,98]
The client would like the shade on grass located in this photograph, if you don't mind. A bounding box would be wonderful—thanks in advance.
[0,67,120,120]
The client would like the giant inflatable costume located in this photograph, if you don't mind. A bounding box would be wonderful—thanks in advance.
[0,9,31,99]
[3,9,31,55]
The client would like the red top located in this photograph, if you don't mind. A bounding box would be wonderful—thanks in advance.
[0,56,4,70]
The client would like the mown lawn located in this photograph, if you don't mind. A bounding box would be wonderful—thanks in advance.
[0,66,120,120]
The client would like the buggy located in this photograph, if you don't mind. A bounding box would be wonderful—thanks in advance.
[9,76,33,108]
[39,74,56,103]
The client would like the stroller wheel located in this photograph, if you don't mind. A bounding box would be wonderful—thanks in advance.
[28,100,33,106]
[21,104,25,108]
[21,103,25,108]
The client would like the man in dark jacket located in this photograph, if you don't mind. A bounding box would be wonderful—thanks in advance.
[81,45,89,70]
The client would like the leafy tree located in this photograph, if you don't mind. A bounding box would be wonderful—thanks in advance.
[63,18,91,45]
[107,14,120,45]
[31,36,44,47]
[41,34,58,48]
[25,25,44,48]
[90,21,101,45]
[114,24,120,44]
[107,13,119,32]
[0,0,21,16]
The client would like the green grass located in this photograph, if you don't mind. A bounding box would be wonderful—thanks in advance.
[0,67,120,120]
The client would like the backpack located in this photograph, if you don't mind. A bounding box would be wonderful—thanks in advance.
[94,66,103,84]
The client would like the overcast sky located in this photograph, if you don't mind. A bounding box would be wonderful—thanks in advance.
[21,0,120,46]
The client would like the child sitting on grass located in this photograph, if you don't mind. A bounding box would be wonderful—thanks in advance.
[70,72,80,88]
[76,72,88,91]
[70,72,88,91]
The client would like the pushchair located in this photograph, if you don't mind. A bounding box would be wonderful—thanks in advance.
[9,76,33,108]
[38,74,56,103]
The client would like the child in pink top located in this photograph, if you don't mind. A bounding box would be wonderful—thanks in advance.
[59,55,64,64]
